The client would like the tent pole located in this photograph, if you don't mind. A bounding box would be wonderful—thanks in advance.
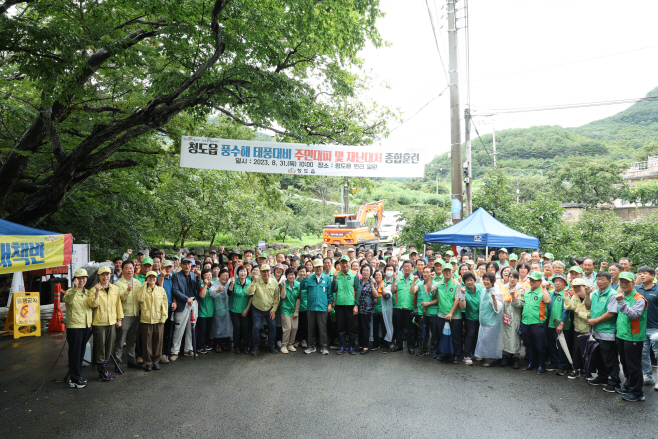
[485,246,488,260]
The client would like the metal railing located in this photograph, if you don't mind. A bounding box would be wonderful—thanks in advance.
[628,156,658,172]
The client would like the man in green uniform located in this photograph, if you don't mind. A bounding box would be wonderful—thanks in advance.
[436,263,462,363]
[391,260,416,354]
[521,272,551,374]
[545,273,571,375]
[415,266,438,356]
[331,255,361,355]
[614,272,648,402]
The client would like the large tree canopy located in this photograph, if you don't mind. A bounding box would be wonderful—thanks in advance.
[0,0,392,226]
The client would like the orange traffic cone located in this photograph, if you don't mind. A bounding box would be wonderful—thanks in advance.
[48,284,66,332]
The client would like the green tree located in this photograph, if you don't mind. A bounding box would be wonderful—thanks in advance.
[547,159,627,206]
[398,206,450,250]
[473,168,514,219]
[0,0,393,225]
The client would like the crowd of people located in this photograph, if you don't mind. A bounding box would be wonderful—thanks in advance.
[62,244,658,402]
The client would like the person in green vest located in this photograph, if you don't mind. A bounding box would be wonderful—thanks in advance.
[295,265,309,349]
[135,257,153,284]
[227,265,252,354]
[414,266,438,356]
[520,271,551,374]
[545,273,571,376]
[436,263,463,363]
[613,272,648,402]
[391,260,417,354]
[331,255,362,355]
[280,267,300,354]
[585,271,621,392]
[461,270,482,365]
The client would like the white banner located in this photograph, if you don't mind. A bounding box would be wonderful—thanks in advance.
[180,136,426,178]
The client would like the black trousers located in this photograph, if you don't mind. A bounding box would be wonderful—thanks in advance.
[358,313,372,348]
[196,316,211,349]
[522,323,546,366]
[163,308,173,355]
[594,338,620,386]
[436,317,463,357]
[335,305,358,336]
[296,311,308,342]
[572,331,588,371]
[66,327,91,381]
[547,327,569,370]
[616,337,643,396]
[463,318,479,358]
[372,312,387,347]
[393,308,415,349]
[420,316,439,353]
[230,311,251,350]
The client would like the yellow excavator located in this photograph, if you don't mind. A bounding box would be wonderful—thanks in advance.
[322,200,385,252]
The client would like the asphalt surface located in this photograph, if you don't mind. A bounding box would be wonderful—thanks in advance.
[1,333,657,439]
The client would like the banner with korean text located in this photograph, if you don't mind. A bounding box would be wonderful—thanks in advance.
[0,234,73,275]
[180,136,426,177]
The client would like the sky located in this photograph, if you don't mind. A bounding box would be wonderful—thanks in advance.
[360,0,658,162]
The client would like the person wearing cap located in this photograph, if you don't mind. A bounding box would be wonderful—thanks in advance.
[584,271,620,391]
[497,248,510,268]
[157,259,176,363]
[135,271,168,371]
[563,278,591,379]
[392,259,417,355]
[347,248,356,260]
[135,250,147,263]
[543,253,555,263]
[613,272,649,401]
[63,269,94,388]
[169,257,202,361]
[135,257,153,284]
[568,266,584,282]
[635,266,658,388]
[499,269,525,369]
[519,271,551,374]
[300,259,333,355]
[413,266,438,357]
[436,263,462,362]
[87,265,124,382]
[331,255,362,355]
[545,273,571,376]
[113,260,143,370]
[246,264,280,355]
[461,270,482,365]
[508,254,518,270]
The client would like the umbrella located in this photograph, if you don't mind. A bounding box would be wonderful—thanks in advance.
[554,318,574,368]
[166,309,177,358]
[438,321,454,355]
[578,330,599,378]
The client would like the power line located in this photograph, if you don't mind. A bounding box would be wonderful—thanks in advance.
[477,95,658,115]
[468,43,658,84]
[424,0,450,85]
[470,118,493,162]
[389,86,449,133]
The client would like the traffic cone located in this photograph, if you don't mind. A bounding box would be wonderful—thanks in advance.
[48,284,66,332]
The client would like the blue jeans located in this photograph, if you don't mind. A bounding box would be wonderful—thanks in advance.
[252,308,276,349]
[641,327,658,379]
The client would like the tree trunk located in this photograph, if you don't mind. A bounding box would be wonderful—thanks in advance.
[209,232,217,248]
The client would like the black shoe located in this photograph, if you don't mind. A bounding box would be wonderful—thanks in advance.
[603,384,620,393]
[588,377,608,386]
[500,356,509,367]
[568,370,579,379]
[197,348,207,354]
[144,364,152,372]
[408,347,415,355]
[437,353,446,362]
[512,358,520,369]
[152,363,160,371]
[234,347,241,354]
[250,347,259,356]
[556,369,566,376]
[268,346,278,354]
[545,363,558,372]
[390,345,402,353]
[452,357,460,364]
[360,349,369,355]
[243,347,251,355]
[127,362,140,369]
[382,346,389,354]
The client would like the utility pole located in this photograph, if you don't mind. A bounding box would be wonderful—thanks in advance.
[343,177,349,214]
[516,178,520,204]
[448,0,463,224]
[464,108,472,216]
[492,120,497,168]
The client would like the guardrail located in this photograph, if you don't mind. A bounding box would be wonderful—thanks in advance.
[628,156,658,172]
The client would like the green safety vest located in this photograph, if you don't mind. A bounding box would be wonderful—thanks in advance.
[394,274,415,309]
[590,286,617,334]
[522,288,547,325]
[616,293,648,342]
[547,289,571,330]
[335,271,356,306]
[280,281,300,317]
[229,278,252,314]
[463,283,483,321]
[437,279,461,316]
[416,280,438,316]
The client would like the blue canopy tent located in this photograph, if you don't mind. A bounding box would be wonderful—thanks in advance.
[423,208,539,250]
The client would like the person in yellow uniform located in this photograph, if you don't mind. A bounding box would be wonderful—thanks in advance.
[113,260,142,371]
[87,266,123,382]
[136,271,169,371]
[62,268,94,388]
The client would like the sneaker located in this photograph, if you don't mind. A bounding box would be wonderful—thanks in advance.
[197,348,208,354]
[268,346,278,354]
[603,384,620,393]
[68,379,87,389]
[588,376,607,386]
[382,346,389,354]
[288,345,296,352]
[160,355,169,364]
[372,344,380,351]
[321,347,329,355]
[567,370,579,380]
[615,386,630,395]
[464,357,473,366]
[643,375,655,385]
[301,340,308,348]
[276,340,282,348]
[555,369,566,376]
[169,355,178,361]
[281,346,289,354]
[655,382,658,391]
[250,347,259,355]
[621,393,646,402]
[545,363,558,372]
[305,346,317,354]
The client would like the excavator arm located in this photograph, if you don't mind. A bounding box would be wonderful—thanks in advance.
[356,200,385,228]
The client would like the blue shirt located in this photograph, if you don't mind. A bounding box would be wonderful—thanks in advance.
[636,283,658,329]
[159,274,173,305]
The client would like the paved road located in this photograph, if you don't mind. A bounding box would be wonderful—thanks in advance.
[1,333,657,439]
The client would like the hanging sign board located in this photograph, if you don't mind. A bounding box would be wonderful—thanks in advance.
[180,136,426,178]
